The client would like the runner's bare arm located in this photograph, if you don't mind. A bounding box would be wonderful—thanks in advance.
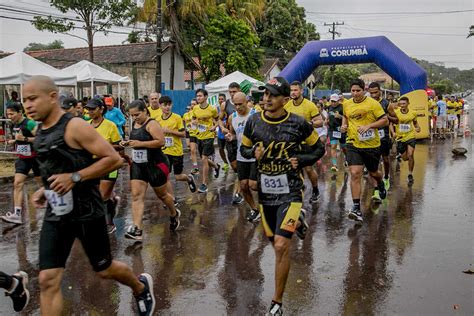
[387,104,399,124]
[311,114,323,128]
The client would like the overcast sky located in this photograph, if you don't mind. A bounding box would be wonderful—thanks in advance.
[0,0,472,70]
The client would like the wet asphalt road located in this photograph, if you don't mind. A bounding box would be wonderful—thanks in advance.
[0,121,472,315]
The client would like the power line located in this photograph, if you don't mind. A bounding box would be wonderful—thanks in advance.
[340,25,466,37]
[307,9,474,15]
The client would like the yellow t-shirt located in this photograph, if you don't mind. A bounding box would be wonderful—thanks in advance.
[89,118,121,144]
[191,104,218,140]
[157,113,185,156]
[343,96,386,149]
[455,102,463,115]
[284,98,320,122]
[148,106,163,120]
[430,100,438,116]
[183,111,197,137]
[394,108,417,142]
[446,101,458,115]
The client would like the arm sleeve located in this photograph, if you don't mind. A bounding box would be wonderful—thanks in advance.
[110,124,122,143]
[177,115,185,131]
[310,102,320,118]
[26,119,37,132]
[372,101,386,120]
[240,118,255,160]
[116,109,127,126]
[294,121,325,167]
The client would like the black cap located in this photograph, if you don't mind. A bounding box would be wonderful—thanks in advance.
[86,98,104,109]
[258,77,290,97]
[62,97,77,109]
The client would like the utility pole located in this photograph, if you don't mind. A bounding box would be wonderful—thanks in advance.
[324,21,344,91]
[155,0,163,93]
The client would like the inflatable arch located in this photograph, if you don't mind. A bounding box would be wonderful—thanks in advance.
[280,36,430,139]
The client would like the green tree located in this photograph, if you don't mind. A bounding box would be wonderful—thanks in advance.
[322,66,360,92]
[32,0,138,62]
[201,10,263,82]
[431,79,456,95]
[257,0,319,63]
[23,40,64,52]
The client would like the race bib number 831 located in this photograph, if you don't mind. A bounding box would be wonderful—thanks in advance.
[261,174,290,194]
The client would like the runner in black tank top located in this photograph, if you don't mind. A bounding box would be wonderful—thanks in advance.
[23,76,156,316]
[122,100,181,242]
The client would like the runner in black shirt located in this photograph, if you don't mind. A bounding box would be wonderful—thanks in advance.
[240,77,325,316]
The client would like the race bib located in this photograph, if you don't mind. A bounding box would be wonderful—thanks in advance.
[448,115,457,121]
[378,129,385,138]
[261,174,290,194]
[164,137,174,148]
[332,131,342,139]
[190,123,197,131]
[16,144,32,157]
[198,124,207,132]
[132,149,148,163]
[44,190,74,216]
[399,124,411,133]
[358,129,375,142]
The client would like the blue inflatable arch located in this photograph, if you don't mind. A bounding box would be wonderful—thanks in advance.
[279,36,427,94]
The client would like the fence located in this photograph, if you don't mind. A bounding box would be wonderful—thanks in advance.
[161,89,196,116]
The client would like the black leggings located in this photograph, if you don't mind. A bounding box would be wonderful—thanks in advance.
[0,271,13,290]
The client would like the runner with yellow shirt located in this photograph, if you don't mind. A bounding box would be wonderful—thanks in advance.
[157,96,197,202]
[341,79,388,222]
[285,81,323,203]
[192,89,221,193]
[85,98,122,234]
[388,97,420,185]
[183,101,199,174]
[147,92,162,120]
[446,95,458,132]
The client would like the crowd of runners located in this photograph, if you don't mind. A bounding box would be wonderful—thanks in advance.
[0,74,469,315]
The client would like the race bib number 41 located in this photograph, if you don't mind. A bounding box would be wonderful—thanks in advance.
[261,174,290,194]
[44,190,74,216]
[132,149,148,163]
[358,129,375,142]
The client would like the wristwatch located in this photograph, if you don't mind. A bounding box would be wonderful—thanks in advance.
[71,172,82,183]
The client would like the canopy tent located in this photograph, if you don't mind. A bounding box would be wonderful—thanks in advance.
[205,71,264,95]
[0,52,76,86]
[61,60,131,84]
[61,60,131,106]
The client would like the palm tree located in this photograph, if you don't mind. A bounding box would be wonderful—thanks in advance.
[217,0,265,31]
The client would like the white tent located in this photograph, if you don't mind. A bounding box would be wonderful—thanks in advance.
[205,71,264,94]
[61,60,131,84]
[61,60,131,105]
[0,52,76,86]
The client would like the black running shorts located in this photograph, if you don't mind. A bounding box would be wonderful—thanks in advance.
[217,138,226,150]
[39,217,112,272]
[237,161,257,181]
[130,161,170,187]
[166,154,184,175]
[15,158,40,176]
[225,140,238,163]
[189,136,197,144]
[346,144,381,172]
[260,201,303,241]
[397,138,416,155]
[197,138,215,157]
[380,137,392,157]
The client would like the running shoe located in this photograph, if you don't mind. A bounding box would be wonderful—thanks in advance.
[191,167,199,175]
[232,193,244,205]
[174,199,179,207]
[107,224,117,235]
[383,177,391,191]
[197,184,208,193]
[169,209,181,232]
[348,208,363,222]
[6,271,29,312]
[378,181,387,199]
[214,163,221,178]
[267,301,283,316]
[1,211,22,225]
[125,225,143,241]
[331,165,338,172]
[296,209,309,240]
[247,209,261,223]
[408,174,414,185]
[372,189,382,202]
[396,153,402,162]
[222,163,230,173]
[310,191,320,203]
[134,273,155,316]
[187,174,197,192]
[344,160,349,168]
[363,167,369,177]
